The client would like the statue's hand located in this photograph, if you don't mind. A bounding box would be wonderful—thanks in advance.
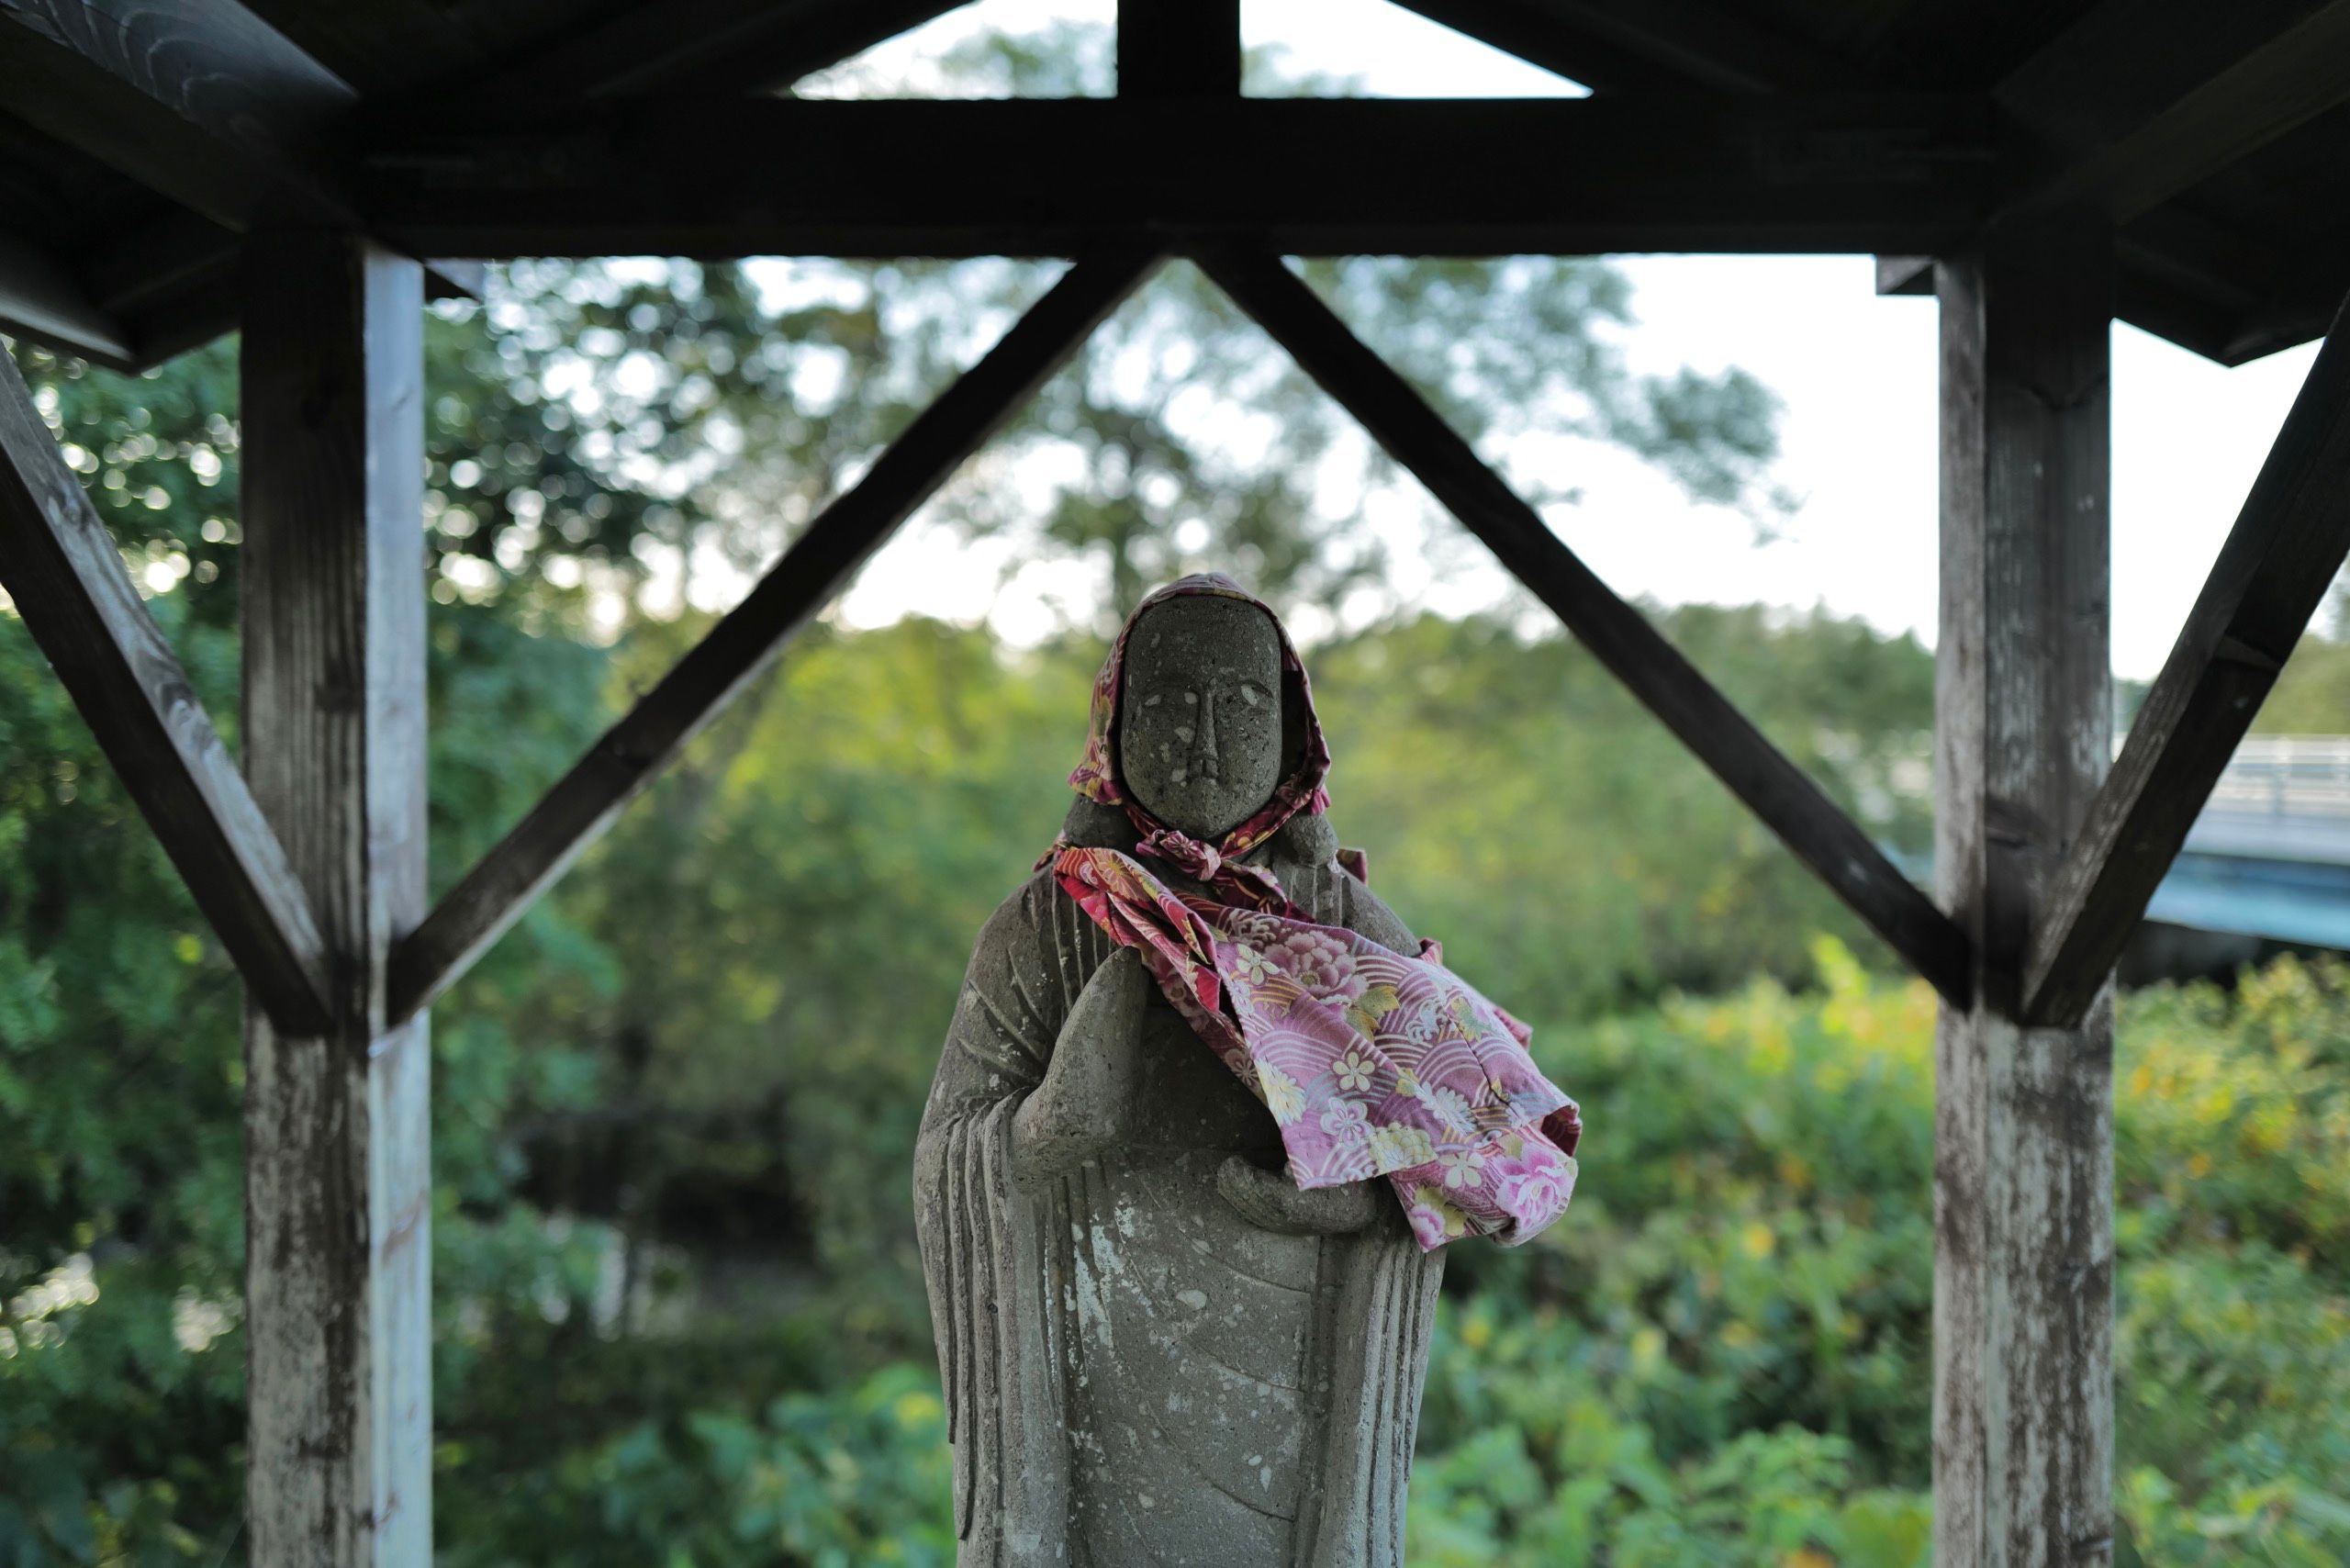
[1013,947,1154,1188]
[1215,1155,1381,1236]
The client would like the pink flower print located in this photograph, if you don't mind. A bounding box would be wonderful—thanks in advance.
[1405,1183,1468,1249]
[1333,1049,1376,1093]
[1318,1099,1371,1139]
[1276,931,1356,1002]
[1416,1081,1473,1135]
[1367,1123,1434,1170]
[1224,911,1288,949]
[1258,1063,1308,1126]
[1398,997,1447,1046]
[1438,1148,1487,1190]
[1490,1146,1576,1227]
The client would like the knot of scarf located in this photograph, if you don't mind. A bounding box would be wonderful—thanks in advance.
[1131,823,1298,915]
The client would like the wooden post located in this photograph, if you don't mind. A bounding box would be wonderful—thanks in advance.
[240,230,431,1565]
[1933,220,2116,1567]
[1117,0,1240,96]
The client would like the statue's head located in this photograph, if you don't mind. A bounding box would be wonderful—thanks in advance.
[1117,593,1285,840]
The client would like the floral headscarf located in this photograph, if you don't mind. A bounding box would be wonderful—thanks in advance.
[1046,575,1581,1249]
[1058,573,1331,911]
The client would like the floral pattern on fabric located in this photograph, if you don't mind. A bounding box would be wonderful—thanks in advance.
[1054,846,1581,1249]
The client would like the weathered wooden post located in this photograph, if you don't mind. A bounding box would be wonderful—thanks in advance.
[241,230,431,1565]
[1933,219,2116,1566]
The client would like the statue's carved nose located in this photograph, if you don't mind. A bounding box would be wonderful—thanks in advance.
[1197,690,1219,780]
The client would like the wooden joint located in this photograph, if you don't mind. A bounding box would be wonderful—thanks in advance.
[2023,301,2350,1027]
[2212,632,2284,673]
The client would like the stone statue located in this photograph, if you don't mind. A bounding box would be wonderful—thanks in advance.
[914,576,1580,1567]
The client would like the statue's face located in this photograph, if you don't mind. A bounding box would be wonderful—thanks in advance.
[1118,596,1286,840]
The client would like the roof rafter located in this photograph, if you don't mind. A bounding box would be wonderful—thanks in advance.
[0,232,133,367]
[469,0,968,98]
[358,94,1997,258]
[1396,0,1841,92]
[0,0,353,230]
[1998,0,2350,223]
[0,0,475,365]
[1397,0,2305,364]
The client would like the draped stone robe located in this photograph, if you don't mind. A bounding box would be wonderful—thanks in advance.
[914,802,1445,1567]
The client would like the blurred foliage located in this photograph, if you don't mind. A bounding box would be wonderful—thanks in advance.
[1402,946,2350,1565]
[9,583,2350,1562]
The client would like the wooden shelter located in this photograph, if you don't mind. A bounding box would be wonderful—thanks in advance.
[3,0,2348,1562]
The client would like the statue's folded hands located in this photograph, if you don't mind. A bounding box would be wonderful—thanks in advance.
[1214,1154,1381,1235]
[1008,946,1152,1189]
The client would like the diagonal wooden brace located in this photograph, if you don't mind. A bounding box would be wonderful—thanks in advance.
[0,349,335,1035]
[386,252,1163,1025]
[2024,294,2350,1026]
[1200,248,1974,1005]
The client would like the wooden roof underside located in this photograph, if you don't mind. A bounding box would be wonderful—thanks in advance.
[3,0,2347,371]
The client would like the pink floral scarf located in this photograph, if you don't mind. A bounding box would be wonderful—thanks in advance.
[1046,575,1581,1249]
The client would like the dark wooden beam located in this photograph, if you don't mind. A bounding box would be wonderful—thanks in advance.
[240,230,431,1565]
[0,0,479,364]
[1877,255,1935,297]
[2221,281,2350,367]
[1199,249,1973,1004]
[1999,0,2350,222]
[1400,0,1841,93]
[386,252,1159,1025]
[1931,220,2115,1563]
[65,210,483,370]
[2025,295,2350,1025]
[360,94,1996,259]
[0,342,332,1034]
[1119,0,1240,96]
[1385,0,1832,92]
[1895,237,2269,366]
[0,0,352,232]
[1383,1,1675,90]
[472,0,967,98]
[0,231,135,367]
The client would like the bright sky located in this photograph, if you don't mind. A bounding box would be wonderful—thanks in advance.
[817,0,2326,678]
